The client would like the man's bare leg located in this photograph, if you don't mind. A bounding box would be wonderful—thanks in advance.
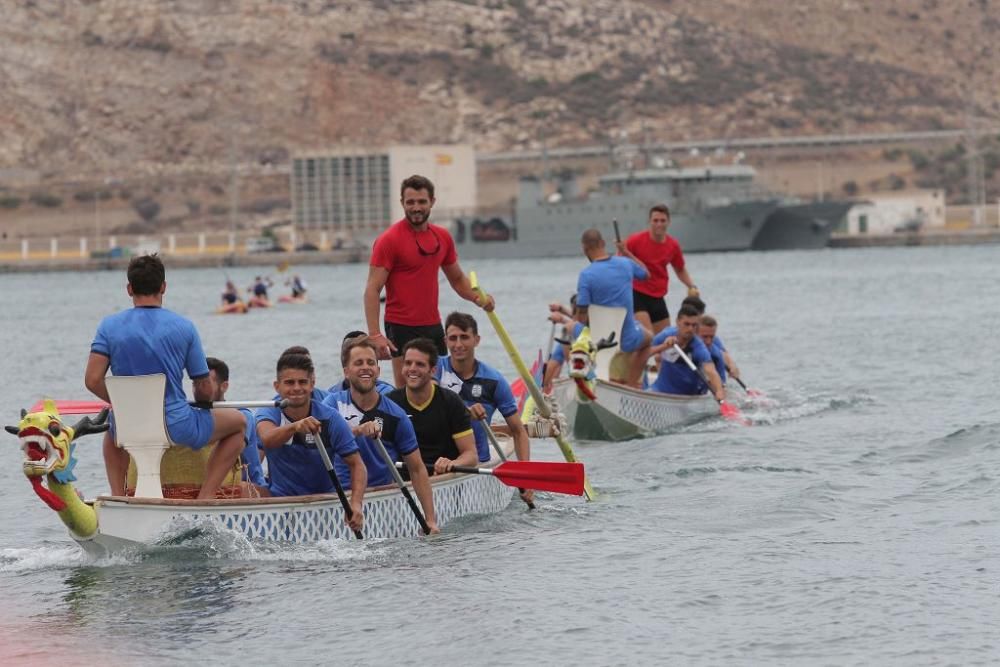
[635,311,653,337]
[391,356,404,388]
[197,408,246,500]
[102,431,130,496]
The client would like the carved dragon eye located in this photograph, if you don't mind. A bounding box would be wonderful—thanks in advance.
[48,423,61,437]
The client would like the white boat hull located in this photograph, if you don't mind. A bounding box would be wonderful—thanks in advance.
[552,378,724,441]
[76,469,515,557]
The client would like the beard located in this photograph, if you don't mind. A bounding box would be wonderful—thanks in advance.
[405,209,428,226]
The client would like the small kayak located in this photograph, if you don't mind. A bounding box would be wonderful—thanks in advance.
[247,297,272,309]
[217,301,248,314]
[278,295,308,304]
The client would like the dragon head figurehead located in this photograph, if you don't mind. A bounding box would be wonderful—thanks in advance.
[557,328,618,401]
[6,401,109,512]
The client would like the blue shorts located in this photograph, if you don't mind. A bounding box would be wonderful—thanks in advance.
[165,407,216,450]
[620,316,648,353]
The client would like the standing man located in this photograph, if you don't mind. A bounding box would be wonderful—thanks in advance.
[625,204,699,334]
[388,339,479,475]
[256,352,367,534]
[575,229,651,388]
[85,254,246,500]
[364,174,495,387]
[435,312,533,504]
[325,335,439,533]
[647,304,726,401]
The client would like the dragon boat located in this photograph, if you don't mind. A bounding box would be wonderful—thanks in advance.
[545,305,731,441]
[8,374,516,557]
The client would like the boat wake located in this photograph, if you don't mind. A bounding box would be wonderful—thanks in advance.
[0,545,136,572]
[678,388,876,431]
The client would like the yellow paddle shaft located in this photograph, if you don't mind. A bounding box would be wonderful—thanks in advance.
[470,272,595,500]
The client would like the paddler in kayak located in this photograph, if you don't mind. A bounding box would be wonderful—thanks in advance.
[219,280,247,313]
[280,274,308,303]
[247,275,273,308]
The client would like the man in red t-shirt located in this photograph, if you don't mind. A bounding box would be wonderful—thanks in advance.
[364,174,495,387]
[622,204,699,335]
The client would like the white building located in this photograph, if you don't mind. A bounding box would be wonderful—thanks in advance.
[290,145,476,237]
[840,190,945,235]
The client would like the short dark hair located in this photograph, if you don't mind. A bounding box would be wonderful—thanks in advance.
[341,335,378,368]
[277,352,314,376]
[676,304,702,320]
[400,175,435,199]
[681,295,706,315]
[402,338,439,368]
[444,311,478,335]
[206,357,229,383]
[342,330,367,342]
[281,345,311,357]
[700,314,718,328]
[127,254,165,296]
[649,204,671,219]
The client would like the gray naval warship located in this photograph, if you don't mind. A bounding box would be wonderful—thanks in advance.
[452,164,852,259]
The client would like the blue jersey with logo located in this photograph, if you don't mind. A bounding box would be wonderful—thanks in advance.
[324,389,418,488]
[255,399,359,497]
[91,306,208,423]
[435,357,517,462]
[577,256,649,352]
[238,408,266,486]
[708,339,727,383]
[650,326,713,395]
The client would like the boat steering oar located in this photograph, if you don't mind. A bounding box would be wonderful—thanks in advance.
[479,417,536,510]
[313,430,363,539]
[673,344,750,426]
[396,460,585,496]
[374,436,431,535]
[470,271,596,501]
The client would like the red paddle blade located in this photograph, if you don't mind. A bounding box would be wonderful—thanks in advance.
[28,400,110,415]
[491,461,585,496]
[719,402,751,426]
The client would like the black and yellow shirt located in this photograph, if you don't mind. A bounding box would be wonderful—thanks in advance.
[388,384,473,467]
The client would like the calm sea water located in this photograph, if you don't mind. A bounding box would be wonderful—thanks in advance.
[1,246,999,665]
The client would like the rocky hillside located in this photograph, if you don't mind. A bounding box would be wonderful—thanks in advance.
[1,0,997,182]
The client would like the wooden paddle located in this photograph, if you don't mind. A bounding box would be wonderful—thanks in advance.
[374,437,431,535]
[397,460,585,496]
[672,344,750,426]
[313,430,363,539]
[470,271,596,500]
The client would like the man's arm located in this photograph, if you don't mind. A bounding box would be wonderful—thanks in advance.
[363,265,394,358]
[503,413,530,463]
[402,449,439,533]
[84,353,111,403]
[701,363,726,402]
[343,451,367,532]
[257,416,321,449]
[616,241,649,276]
[723,351,740,379]
[675,266,698,295]
[441,262,495,311]
[574,305,589,325]
[192,376,214,403]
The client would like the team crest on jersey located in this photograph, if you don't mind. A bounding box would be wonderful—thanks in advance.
[374,417,384,432]
[471,384,483,398]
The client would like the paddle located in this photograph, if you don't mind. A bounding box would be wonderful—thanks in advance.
[730,373,764,398]
[672,344,750,426]
[374,437,431,535]
[29,399,289,415]
[396,460,585,496]
[313,429,363,539]
[612,218,621,243]
[469,271,596,500]
[478,417,535,510]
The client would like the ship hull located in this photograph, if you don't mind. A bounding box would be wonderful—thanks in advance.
[752,201,853,250]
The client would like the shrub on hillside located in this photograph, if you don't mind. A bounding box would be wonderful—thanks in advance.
[132,197,161,222]
[29,192,62,207]
[0,196,22,209]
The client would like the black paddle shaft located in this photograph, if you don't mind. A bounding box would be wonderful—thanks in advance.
[314,431,363,540]
[375,437,431,535]
[613,219,621,242]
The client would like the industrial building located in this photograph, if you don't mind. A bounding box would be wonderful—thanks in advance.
[290,145,476,239]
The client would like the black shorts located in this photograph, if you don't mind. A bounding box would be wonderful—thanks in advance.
[632,290,669,324]
[385,321,446,358]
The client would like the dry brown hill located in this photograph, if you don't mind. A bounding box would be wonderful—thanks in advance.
[1,0,997,185]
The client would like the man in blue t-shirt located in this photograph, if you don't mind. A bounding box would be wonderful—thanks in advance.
[256,353,366,533]
[325,335,439,533]
[575,229,652,387]
[700,314,742,385]
[648,304,726,401]
[85,254,246,499]
[434,313,531,487]
[204,357,266,487]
